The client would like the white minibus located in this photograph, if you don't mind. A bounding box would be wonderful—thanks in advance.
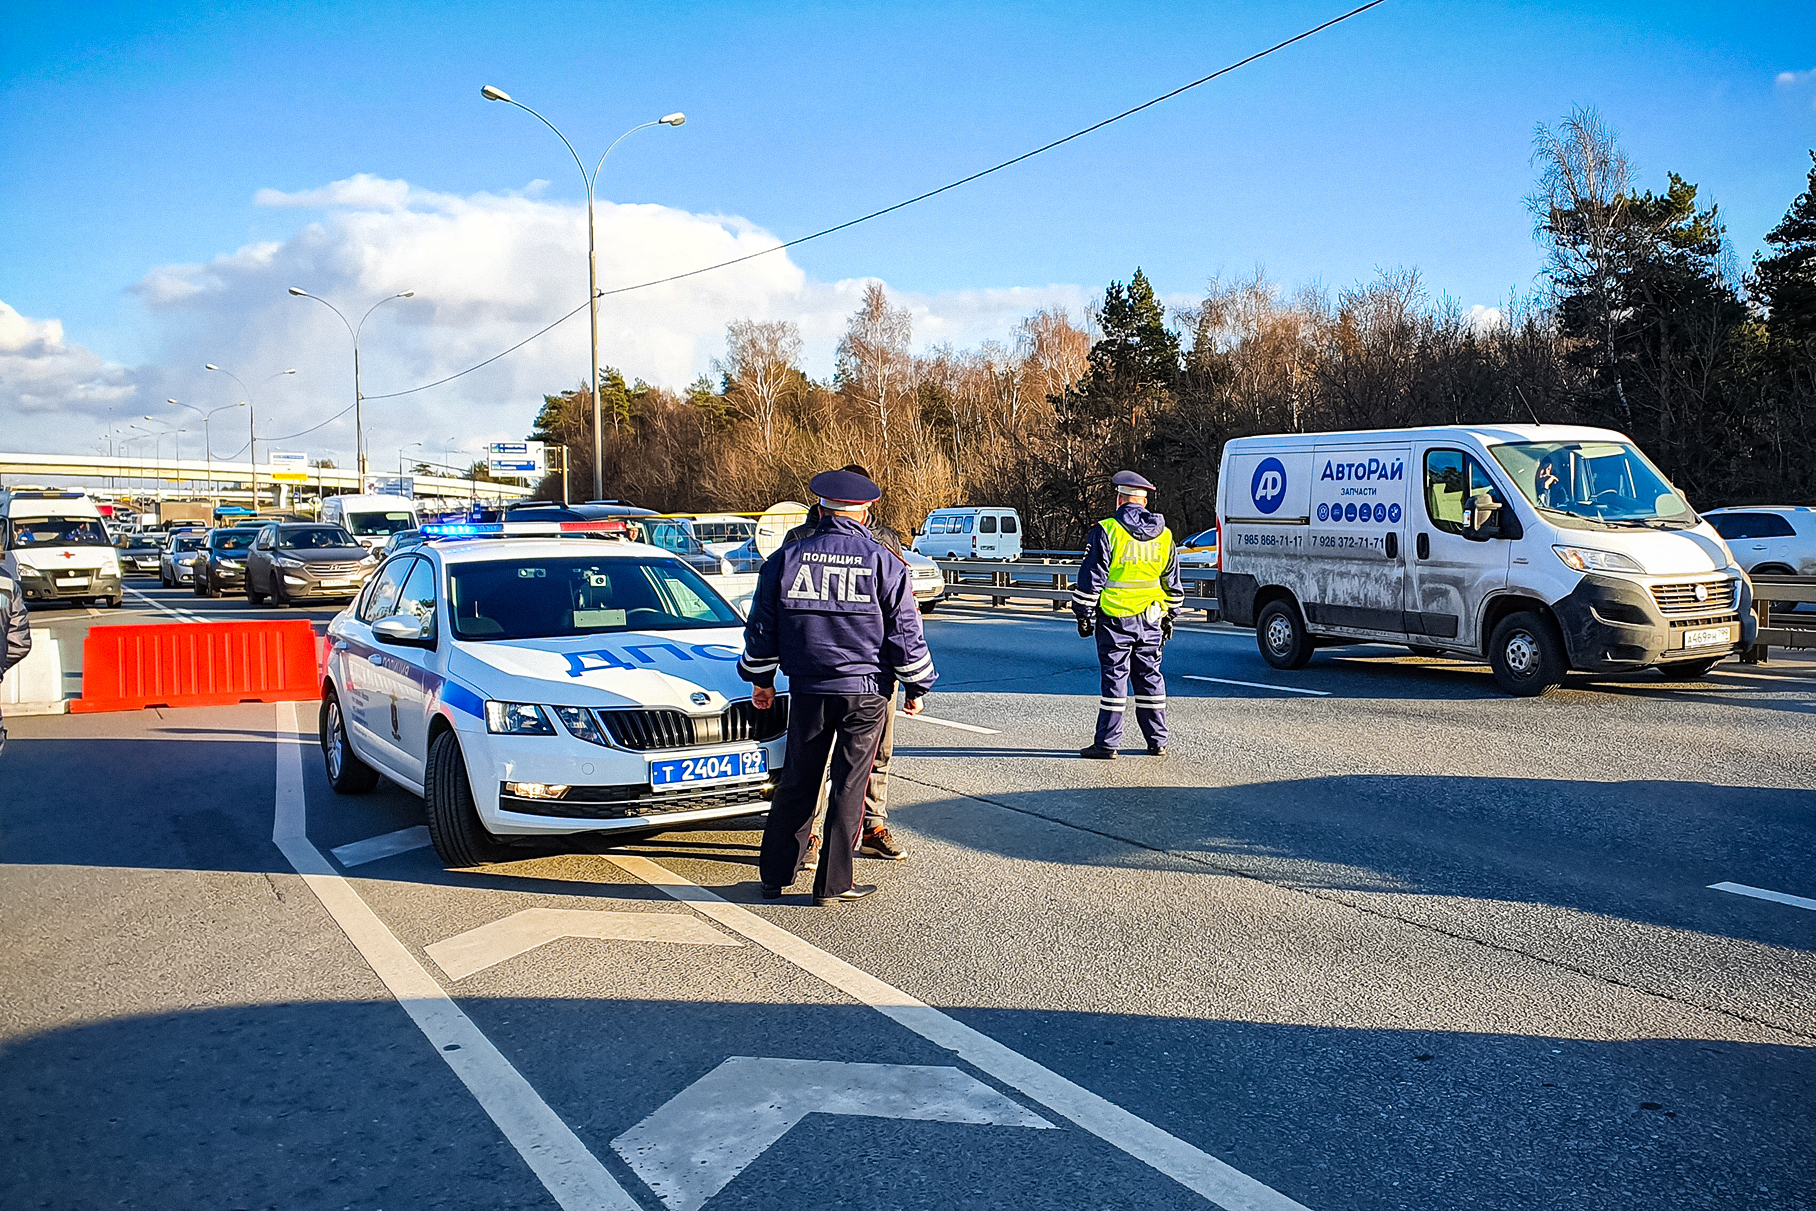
[0,489,124,607]
[1216,424,1754,695]
[319,494,420,553]
[913,507,1023,560]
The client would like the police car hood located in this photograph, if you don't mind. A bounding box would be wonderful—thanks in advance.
[448,626,776,711]
[1114,503,1167,541]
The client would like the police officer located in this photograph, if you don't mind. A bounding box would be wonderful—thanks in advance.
[740,469,937,904]
[1073,471,1183,759]
[0,556,32,758]
[783,465,911,863]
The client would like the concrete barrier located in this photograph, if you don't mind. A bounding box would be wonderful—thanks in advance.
[1,629,67,716]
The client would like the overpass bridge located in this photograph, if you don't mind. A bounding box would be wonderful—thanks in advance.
[0,452,536,507]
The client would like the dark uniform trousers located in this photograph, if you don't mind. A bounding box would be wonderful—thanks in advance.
[760,692,891,895]
[1094,612,1168,750]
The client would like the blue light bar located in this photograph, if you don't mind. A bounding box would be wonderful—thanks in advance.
[422,522,505,537]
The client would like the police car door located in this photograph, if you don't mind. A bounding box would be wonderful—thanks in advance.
[1305,444,1412,639]
[1412,446,1511,651]
[377,555,441,784]
[343,556,414,776]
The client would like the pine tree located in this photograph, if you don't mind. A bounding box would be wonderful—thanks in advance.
[1754,151,1816,348]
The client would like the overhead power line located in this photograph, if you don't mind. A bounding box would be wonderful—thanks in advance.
[360,0,1387,403]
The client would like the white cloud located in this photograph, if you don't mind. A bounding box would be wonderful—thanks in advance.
[1465,304,1505,333]
[1774,68,1815,88]
[0,176,1086,467]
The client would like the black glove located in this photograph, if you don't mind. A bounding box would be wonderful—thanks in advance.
[1076,614,1095,638]
[1160,614,1174,645]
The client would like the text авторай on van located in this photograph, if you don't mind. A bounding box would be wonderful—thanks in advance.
[1216,424,1755,696]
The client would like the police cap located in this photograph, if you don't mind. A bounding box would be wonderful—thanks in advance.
[809,468,881,505]
[1111,470,1157,493]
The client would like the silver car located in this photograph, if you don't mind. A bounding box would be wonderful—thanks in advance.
[159,531,208,587]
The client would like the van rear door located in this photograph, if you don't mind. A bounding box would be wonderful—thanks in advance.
[1303,444,1412,638]
[976,513,1001,558]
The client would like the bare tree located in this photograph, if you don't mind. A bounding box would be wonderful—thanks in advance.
[835,283,914,442]
[1529,105,1634,422]
[714,319,803,453]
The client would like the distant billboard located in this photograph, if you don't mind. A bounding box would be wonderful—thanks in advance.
[269,451,310,483]
[363,475,414,498]
[486,440,545,477]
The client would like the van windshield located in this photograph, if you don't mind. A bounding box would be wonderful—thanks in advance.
[9,518,110,548]
[448,556,742,641]
[1489,441,1695,529]
[347,511,416,537]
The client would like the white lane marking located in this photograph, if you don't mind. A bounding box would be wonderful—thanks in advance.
[331,825,432,867]
[126,588,207,623]
[898,711,1001,734]
[1181,674,1331,697]
[1709,881,1816,912]
[272,703,639,1211]
[603,852,1312,1211]
[427,907,740,981]
[613,1057,1052,1211]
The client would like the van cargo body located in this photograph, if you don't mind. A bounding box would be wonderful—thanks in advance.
[1216,425,1755,695]
[0,489,124,607]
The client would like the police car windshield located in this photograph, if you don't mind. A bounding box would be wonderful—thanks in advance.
[10,518,110,548]
[1490,441,1694,527]
[447,556,741,641]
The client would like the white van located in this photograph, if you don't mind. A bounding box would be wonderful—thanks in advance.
[913,507,1023,560]
[0,489,124,608]
[319,494,420,553]
[1216,424,1755,695]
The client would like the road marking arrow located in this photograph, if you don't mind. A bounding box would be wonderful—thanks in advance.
[426,908,740,980]
[613,1057,1053,1211]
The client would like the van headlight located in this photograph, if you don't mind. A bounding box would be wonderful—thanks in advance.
[1553,545,1645,574]
[485,701,555,735]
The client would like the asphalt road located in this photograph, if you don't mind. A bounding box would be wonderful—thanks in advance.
[2,599,1812,1210]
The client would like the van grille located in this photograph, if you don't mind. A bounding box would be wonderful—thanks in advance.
[1649,579,1736,617]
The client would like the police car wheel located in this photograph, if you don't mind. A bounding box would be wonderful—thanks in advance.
[320,688,379,794]
[1488,611,1565,697]
[426,730,516,868]
[1256,599,1313,670]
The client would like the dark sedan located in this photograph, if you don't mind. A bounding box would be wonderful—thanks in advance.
[192,527,262,597]
[244,523,379,606]
[114,532,162,577]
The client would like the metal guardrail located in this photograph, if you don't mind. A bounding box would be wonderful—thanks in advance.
[933,557,1218,617]
[1746,576,1816,662]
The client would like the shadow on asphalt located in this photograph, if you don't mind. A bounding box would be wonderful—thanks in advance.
[1,998,1810,1211]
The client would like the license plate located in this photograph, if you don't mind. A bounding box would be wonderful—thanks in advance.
[1682,625,1732,650]
[55,577,88,587]
[319,579,353,588]
[650,748,767,789]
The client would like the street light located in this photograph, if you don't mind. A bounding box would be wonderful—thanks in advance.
[205,364,296,513]
[480,84,684,500]
[168,398,248,494]
[287,287,416,480]
[399,441,423,480]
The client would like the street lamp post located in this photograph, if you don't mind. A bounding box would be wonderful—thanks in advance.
[170,399,249,495]
[480,85,684,501]
[399,441,423,481]
[205,365,296,514]
[287,288,417,481]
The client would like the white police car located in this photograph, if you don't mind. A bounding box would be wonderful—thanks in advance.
[320,520,787,868]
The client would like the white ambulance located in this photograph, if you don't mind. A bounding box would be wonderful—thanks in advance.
[1216,425,1755,695]
[0,489,124,608]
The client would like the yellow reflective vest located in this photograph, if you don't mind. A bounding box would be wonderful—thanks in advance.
[1096,518,1174,617]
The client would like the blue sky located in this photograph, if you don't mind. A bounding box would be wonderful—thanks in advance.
[1,0,1811,461]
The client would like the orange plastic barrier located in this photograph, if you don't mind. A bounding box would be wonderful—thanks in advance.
[73,621,324,713]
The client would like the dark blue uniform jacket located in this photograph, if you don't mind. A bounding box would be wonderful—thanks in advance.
[739,515,937,698]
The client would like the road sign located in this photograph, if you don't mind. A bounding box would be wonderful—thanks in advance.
[612,1057,1053,1211]
[268,451,309,483]
[425,908,740,980]
[487,440,545,477]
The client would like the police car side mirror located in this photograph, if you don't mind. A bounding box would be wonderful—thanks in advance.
[373,614,429,646]
[1461,495,1503,542]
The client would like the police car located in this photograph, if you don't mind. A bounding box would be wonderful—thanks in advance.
[320,519,787,868]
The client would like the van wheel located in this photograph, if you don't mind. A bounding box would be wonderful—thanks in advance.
[426,730,516,868]
[919,601,938,615]
[1257,599,1313,670]
[1488,611,1566,697]
[1656,657,1720,681]
[320,688,379,794]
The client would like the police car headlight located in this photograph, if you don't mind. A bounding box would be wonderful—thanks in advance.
[552,706,609,746]
[1553,545,1644,575]
[485,701,556,735]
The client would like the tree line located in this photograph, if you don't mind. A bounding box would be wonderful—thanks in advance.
[527,108,1816,548]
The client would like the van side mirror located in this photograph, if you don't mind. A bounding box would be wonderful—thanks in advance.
[1461,494,1502,541]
